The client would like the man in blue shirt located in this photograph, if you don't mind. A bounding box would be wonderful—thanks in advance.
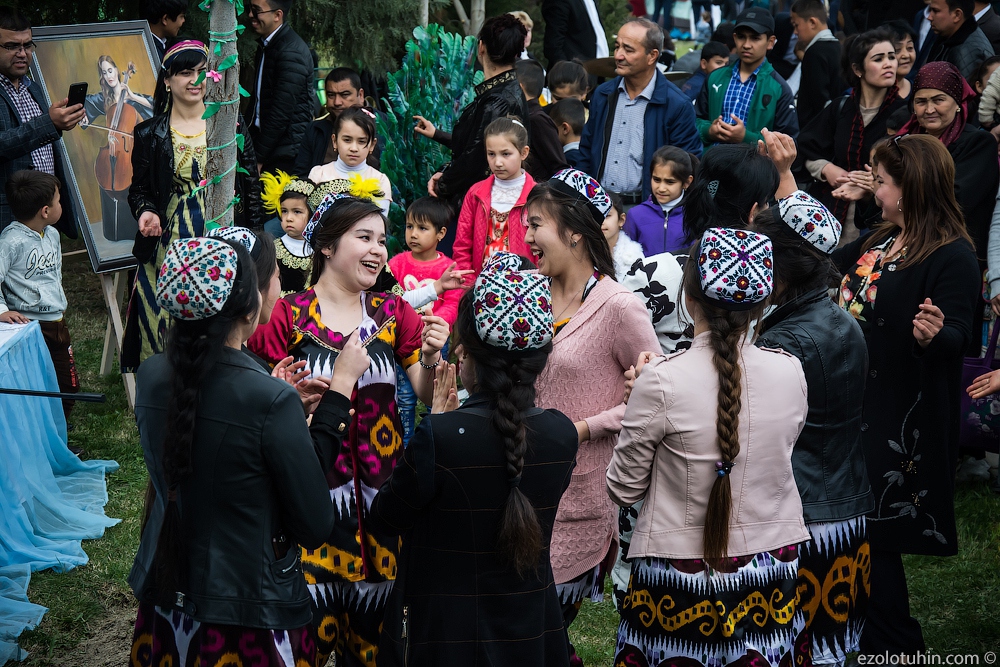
[579,18,702,205]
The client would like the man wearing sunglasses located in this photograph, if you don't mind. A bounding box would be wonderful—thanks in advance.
[245,0,315,176]
[0,7,84,238]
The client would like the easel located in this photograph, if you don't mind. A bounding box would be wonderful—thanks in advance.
[99,269,135,408]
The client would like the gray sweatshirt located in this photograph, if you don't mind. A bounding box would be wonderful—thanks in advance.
[0,221,66,321]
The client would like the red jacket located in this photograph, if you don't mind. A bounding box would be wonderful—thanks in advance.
[453,172,536,280]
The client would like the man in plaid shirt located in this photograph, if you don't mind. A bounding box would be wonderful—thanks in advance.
[695,8,798,150]
[0,7,85,237]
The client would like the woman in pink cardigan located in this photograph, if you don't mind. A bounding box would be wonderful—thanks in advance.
[523,169,659,665]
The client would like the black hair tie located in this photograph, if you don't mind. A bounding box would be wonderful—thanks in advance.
[508,474,522,489]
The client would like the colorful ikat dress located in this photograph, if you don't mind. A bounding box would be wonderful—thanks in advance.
[247,288,422,666]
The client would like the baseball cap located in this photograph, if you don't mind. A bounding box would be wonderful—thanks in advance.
[734,7,775,34]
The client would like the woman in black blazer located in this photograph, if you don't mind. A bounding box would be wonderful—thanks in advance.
[369,253,579,667]
[834,135,980,655]
[130,237,371,667]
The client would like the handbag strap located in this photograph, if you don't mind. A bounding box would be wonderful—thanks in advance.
[985,318,1000,361]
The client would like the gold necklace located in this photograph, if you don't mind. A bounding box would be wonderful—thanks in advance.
[170,126,206,139]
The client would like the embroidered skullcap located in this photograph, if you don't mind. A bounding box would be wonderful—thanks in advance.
[156,238,238,320]
[206,226,260,259]
[776,191,841,254]
[473,252,553,351]
[303,192,354,247]
[162,40,209,70]
[547,168,612,224]
[698,228,773,310]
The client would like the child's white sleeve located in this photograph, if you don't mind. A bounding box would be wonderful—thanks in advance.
[981,67,1000,126]
[402,284,438,310]
[0,244,10,315]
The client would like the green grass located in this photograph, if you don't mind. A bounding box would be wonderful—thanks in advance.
[14,244,1000,664]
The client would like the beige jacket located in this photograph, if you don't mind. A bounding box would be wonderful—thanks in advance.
[606,333,810,560]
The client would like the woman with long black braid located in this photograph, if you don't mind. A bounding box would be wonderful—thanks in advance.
[128,237,369,667]
[369,252,578,666]
[608,228,810,667]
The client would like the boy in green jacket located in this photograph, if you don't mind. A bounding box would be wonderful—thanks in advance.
[695,8,799,149]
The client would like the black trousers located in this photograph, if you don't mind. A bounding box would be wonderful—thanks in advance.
[39,319,78,419]
[859,549,926,655]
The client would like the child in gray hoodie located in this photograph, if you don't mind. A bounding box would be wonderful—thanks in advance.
[0,170,77,416]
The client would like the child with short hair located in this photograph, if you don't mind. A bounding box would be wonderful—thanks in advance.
[453,117,537,280]
[623,147,699,255]
[0,170,78,417]
[516,59,569,181]
[546,98,586,168]
[308,106,393,215]
[790,0,842,130]
[681,41,731,102]
[547,60,590,103]
[602,191,644,279]
[260,170,316,296]
[388,196,469,445]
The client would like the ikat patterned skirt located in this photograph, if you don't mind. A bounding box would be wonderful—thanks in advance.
[795,516,870,664]
[613,546,809,667]
[129,602,319,667]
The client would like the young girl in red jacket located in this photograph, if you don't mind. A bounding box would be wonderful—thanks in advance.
[453,117,536,280]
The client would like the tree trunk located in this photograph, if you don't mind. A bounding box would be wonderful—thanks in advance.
[420,0,429,28]
[452,0,470,35]
[205,0,239,229]
[470,0,485,36]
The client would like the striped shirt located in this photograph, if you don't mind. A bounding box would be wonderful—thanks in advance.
[721,61,762,127]
[602,74,656,195]
[0,74,55,175]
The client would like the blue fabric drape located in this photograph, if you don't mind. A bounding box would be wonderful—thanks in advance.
[0,322,120,663]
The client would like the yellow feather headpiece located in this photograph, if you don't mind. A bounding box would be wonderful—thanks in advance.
[260,170,316,215]
[307,175,385,211]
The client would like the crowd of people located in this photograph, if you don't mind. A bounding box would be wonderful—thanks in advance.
[2,0,1000,665]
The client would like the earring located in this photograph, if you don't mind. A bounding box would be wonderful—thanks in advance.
[571,240,578,247]
[897,197,903,213]
[165,86,171,93]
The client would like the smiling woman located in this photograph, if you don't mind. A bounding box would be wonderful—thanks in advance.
[247,194,448,667]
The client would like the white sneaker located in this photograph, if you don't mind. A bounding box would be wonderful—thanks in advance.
[956,456,991,482]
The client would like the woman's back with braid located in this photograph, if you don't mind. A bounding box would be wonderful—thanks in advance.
[455,290,553,576]
[681,246,760,567]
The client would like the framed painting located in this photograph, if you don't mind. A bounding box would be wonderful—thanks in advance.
[29,21,158,273]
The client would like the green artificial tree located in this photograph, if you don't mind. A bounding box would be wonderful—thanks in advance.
[376,23,482,252]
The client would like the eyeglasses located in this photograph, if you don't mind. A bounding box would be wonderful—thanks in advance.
[247,6,278,17]
[0,41,36,54]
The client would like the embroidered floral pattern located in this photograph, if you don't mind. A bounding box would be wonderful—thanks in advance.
[839,236,904,323]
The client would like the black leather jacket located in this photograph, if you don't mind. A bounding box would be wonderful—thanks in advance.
[129,349,351,629]
[435,70,529,203]
[756,288,874,524]
[128,113,264,263]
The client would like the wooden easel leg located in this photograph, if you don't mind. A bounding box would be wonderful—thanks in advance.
[99,270,135,409]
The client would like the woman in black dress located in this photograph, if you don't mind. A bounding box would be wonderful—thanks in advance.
[834,134,980,655]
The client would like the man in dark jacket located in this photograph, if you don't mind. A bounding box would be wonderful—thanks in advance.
[246,0,315,175]
[927,0,995,82]
[0,7,84,237]
[514,59,568,181]
[542,0,610,64]
[144,0,186,64]
[975,0,1000,51]
[579,18,702,205]
[791,0,845,129]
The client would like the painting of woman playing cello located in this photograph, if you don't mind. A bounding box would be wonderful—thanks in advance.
[29,21,158,272]
[80,55,154,242]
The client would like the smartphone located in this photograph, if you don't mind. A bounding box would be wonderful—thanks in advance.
[67,82,88,108]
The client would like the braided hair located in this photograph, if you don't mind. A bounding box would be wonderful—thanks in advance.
[153,240,259,595]
[681,241,763,567]
[455,289,553,576]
